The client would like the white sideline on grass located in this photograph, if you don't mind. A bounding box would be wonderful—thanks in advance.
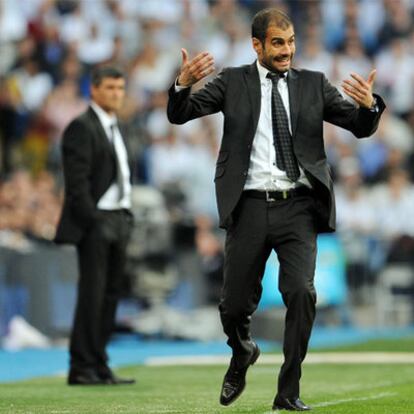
[145,352,414,366]
[262,392,396,414]
[312,392,396,408]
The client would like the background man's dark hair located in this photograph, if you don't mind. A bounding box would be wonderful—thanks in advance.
[91,65,125,86]
[251,8,293,44]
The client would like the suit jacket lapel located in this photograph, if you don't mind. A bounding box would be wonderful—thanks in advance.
[244,62,261,143]
[88,107,133,165]
[118,123,134,167]
[287,69,301,139]
[87,107,114,155]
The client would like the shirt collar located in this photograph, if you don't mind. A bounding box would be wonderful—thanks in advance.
[256,60,288,85]
[90,101,117,131]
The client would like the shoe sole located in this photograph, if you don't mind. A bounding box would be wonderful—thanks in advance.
[67,381,106,386]
[220,345,261,406]
[272,404,310,411]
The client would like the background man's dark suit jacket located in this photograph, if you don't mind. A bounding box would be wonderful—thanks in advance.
[167,62,386,232]
[55,107,133,245]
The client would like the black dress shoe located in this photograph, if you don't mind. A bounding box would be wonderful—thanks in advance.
[98,368,136,385]
[67,369,107,385]
[219,343,260,406]
[272,397,311,411]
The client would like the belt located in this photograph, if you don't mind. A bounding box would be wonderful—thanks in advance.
[244,187,312,202]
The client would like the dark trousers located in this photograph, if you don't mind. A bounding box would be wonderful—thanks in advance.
[70,210,133,372]
[219,193,318,399]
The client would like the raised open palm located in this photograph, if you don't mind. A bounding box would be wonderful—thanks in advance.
[177,48,215,87]
[341,69,377,108]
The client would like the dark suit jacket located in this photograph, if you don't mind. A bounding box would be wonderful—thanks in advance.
[167,62,386,232]
[55,107,133,244]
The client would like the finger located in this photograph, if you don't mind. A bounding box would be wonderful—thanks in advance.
[191,51,212,66]
[367,69,377,85]
[342,83,364,97]
[181,48,189,66]
[189,56,214,77]
[195,58,215,73]
[343,79,367,89]
[200,66,216,78]
[341,86,361,103]
[342,85,365,101]
[342,85,369,101]
[193,66,215,82]
[350,73,369,88]
[342,81,367,96]
[343,79,369,93]
[190,55,214,69]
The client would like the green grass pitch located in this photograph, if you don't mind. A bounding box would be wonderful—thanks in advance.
[2,337,413,413]
[1,361,413,414]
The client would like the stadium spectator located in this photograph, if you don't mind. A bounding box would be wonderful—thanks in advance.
[335,157,377,296]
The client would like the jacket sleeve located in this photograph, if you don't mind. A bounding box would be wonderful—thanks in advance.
[167,69,228,124]
[322,74,386,138]
[61,119,99,227]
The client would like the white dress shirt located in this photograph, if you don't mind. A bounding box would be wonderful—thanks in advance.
[244,61,310,191]
[90,102,132,210]
[174,61,311,191]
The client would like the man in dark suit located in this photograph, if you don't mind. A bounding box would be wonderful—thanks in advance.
[55,66,135,385]
[167,8,385,411]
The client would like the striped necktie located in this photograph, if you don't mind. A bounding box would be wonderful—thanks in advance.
[267,72,300,182]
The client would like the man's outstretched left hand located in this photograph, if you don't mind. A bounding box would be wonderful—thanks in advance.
[342,69,376,109]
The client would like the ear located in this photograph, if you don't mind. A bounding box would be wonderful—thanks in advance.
[90,84,98,99]
[252,37,263,55]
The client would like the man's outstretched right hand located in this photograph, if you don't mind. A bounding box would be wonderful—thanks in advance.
[177,48,215,88]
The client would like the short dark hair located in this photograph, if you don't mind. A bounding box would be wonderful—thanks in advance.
[91,65,125,86]
[251,8,293,44]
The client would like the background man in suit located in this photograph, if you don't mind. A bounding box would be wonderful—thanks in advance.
[55,66,135,385]
[167,7,385,411]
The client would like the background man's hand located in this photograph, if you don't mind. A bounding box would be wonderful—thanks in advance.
[177,48,215,87]
[341,69,377,109]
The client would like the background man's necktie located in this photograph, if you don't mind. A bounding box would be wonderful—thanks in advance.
[267,72,300,182]
[110,124,125,201]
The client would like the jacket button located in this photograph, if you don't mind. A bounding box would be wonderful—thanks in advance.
[243,171,248,176]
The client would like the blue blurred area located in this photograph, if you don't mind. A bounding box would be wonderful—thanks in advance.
[0,338,274,383]
[2,325,414,383]
[0,236,347,337]
[260,235,347,309]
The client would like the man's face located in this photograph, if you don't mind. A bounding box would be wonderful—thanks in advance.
[253,24,296,73]
[91,77,126,114]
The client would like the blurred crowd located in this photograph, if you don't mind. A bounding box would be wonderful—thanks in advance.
[1,0,414,301]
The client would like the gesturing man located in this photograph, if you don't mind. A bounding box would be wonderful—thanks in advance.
[167,8,385,411]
